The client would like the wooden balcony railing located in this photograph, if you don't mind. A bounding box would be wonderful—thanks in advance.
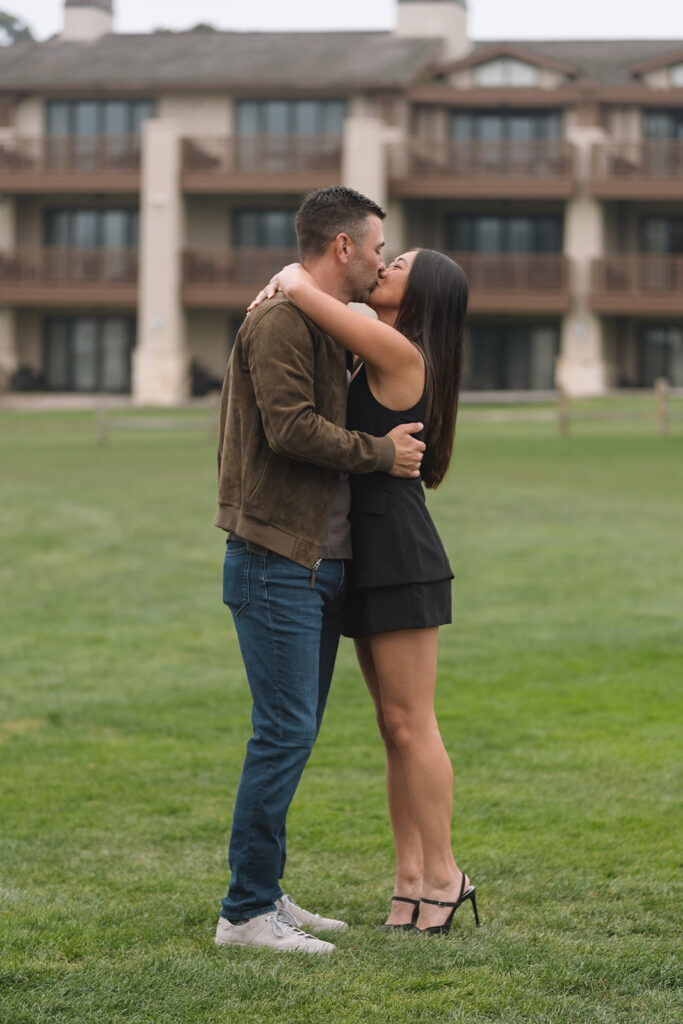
[390,140,575,197]
[444,252,571,313]
[182,135,342,192]
[0,136,142,191]
[0,248,139,306]
[590,141,683,197]
[183,247,300,306]
[591,255,683,314]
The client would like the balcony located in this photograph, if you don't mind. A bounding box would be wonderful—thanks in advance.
[389,140,575,199]
[446,253,571,314]
[181,136,342,193]
[590,255,683,316]
[0,248,139,307]
[589,141,683,199]
[182,247,300,307]
[0,136,142,193]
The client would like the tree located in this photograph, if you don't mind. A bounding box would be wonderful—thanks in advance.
[0,10,34,45]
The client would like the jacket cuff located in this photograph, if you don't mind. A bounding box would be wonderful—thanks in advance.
[374,435,395,473]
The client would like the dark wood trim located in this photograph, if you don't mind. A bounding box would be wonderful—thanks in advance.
[181,171,340,195]
[0,135,142,193]
[389,139,576,199]
[628,47,683,76]
[589,141,683,199]
[0,248,138,308]
[590,255,683,316]
[407,85,585,107]
[3,285,138,307]
[436,43,580,78]
[391,177,576,199]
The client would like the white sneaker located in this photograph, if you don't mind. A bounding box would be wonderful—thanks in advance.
[276,893,349,934]
[214,910,335,953]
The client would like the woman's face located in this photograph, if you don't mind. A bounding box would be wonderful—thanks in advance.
[368,250,419,313]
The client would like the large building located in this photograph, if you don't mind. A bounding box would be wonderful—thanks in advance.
[0,0,681,402]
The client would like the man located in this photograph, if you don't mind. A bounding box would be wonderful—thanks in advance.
[214,187,424,953]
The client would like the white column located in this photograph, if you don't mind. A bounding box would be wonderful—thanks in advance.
[557,126,608,396]
[342,116,387,210]
[133,118,189,406]
[0,193,17,389]
[342,117,407,256]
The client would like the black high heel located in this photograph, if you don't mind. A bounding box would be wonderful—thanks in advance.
[415,874,480,935]
[380,896,420,931]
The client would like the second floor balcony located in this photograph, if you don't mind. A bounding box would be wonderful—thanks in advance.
[182,247,571,314]
[181,135,343,193]
[590,255,683,315]
[0,136,142,193]
[0,248,138,307]
[446,253,571,314]
[590,141,683,199]
[182,247,299,307]
[389,139,575,199]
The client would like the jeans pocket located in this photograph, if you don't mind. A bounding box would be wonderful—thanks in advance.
[223,543,250,614]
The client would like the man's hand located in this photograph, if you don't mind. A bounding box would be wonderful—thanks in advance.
[386,423,425,478]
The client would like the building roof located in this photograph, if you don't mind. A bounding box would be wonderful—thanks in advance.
[473,39,683,86]
[1,31,682,94]
[0,30,442,92]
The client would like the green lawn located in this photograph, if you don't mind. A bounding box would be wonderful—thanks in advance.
[1,403,681,1024]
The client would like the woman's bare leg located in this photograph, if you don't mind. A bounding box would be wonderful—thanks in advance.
[355,636,423,925]
[367,628,469,930]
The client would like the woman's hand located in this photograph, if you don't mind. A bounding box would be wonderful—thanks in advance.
[247,263,314,312]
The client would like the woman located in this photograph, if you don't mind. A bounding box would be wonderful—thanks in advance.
[249,249,478,936]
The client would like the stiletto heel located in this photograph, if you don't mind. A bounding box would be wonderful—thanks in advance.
[380,896,420,931]
[470,889,480,928]
[416,873,480,935]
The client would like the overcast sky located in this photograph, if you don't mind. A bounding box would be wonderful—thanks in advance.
[14,0,683,41]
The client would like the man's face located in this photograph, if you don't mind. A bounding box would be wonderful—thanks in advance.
[344,215,386,303]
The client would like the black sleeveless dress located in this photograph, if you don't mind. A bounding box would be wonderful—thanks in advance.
[342,363,453,638]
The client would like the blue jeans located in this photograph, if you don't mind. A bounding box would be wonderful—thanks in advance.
[220,540,345,921]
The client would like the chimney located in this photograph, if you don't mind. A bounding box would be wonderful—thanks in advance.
[395,0,471,62]
[62,0,114,41]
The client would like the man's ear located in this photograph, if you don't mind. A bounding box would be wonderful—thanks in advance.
[334,232,352,264]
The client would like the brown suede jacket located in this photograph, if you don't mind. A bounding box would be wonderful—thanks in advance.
[214,294,395,568]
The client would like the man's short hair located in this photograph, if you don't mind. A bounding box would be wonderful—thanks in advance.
[296,186,386,261]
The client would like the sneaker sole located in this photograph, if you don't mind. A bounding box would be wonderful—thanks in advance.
[215,936,334,953]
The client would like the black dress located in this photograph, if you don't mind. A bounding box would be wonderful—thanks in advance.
[342,362,453,638]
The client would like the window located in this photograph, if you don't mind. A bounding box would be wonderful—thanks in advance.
[44,209,139,248]
[643,109,683,140]
[450,110,561,141]
[670,62,683,87]
[43,317,136,393]
[473,58,539,88]
[46,99,155,136]
[463,323,559,390]
[640,216,683,255]
[236,100,346,135]
[448,215,563,253]
[639,326,683,387]
[234,210,298,248]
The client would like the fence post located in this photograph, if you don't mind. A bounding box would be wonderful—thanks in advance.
[558,385,570,437]
[95,400,108,445]
[655,377,669,438]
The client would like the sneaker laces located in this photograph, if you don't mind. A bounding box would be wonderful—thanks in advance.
[279,893,321,923]
[270,909,312,940]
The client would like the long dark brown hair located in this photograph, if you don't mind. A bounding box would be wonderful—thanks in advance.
[393,249,468,488]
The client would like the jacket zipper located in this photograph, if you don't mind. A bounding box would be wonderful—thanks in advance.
[310,558,322,589]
